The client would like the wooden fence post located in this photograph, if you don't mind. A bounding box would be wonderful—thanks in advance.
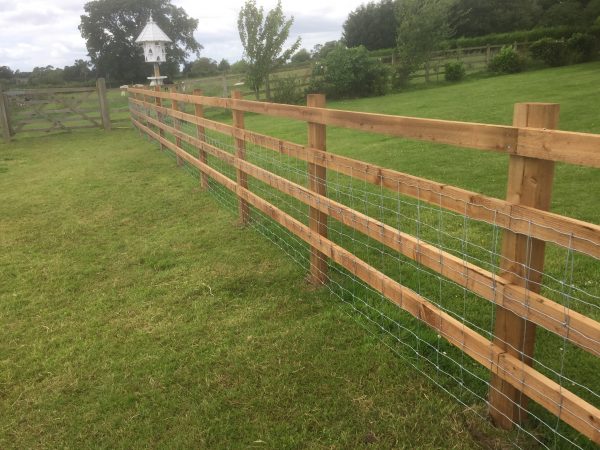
[489,102,560,429]
[0,89,11,143]
[232,90,250,225]
[486,44,492,66]
[155,85,165,151]
[307,94,328,285]
[193,89,209,189]
[170,86,183,167]
[96,78,111,131]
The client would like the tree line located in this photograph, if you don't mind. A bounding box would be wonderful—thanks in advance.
[343,0,600,51]
[2,0,598,91]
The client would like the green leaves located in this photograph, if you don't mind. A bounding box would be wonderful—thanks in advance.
[238,0,301,100]
[79,0,202,84]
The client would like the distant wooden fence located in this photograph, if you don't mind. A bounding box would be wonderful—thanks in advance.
[0,78,127,143]
[179,43,528,99]
[128,86,600,445]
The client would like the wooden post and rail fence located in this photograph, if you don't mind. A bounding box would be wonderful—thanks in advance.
[0,78,129,143]
[127,86,600,445]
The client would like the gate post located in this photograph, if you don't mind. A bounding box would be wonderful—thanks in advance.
[488,102,560,429]
[96,78,112,131]
[307,94,328,285]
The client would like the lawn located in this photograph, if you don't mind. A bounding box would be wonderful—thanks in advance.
[1,62,599,448]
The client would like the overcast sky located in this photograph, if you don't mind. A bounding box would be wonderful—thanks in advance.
[0,0,366,72]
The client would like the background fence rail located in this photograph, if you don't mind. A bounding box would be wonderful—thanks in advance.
[128,86,600,448]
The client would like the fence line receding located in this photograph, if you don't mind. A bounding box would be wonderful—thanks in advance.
[128,86,600,448]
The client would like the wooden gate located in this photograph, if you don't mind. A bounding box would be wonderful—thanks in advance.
[0,79,112,142]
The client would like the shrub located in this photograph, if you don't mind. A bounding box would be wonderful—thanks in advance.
[567,33,598,62]
[444,61,465,82]
[529,38,569,66]
[307,45,390,99]
[488,46,525,73]
[271,75,304,105]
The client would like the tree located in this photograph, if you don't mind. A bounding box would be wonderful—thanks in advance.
[450,0,541,37]
[29,66,65,86]
[291,48,311,64]
[540,0,585,27]
[311,41,339,60]
[218,59,231,73]
[238,0,301,100]
[0,66,14,80]
[230,60,248,74]
[342,0,398,50]
[183,57,219,78]
[308,45,390,99]
[79,0,201,84]
[395,0,455,87]
[63,59,94,83]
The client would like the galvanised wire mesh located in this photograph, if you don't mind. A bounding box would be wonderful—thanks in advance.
[129,94,600,449]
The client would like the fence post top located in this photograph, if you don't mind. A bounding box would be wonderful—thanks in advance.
[307,93,326,107]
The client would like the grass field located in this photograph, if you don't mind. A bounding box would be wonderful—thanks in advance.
[1,62,599,448]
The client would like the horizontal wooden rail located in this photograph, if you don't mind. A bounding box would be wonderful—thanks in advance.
[5,87,96,95]
[129,97,600,259]
[132,107,600,358]
[132,114,600,444]
[129,88,600,169]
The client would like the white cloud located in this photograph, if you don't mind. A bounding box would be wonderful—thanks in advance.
[0,0,366,71]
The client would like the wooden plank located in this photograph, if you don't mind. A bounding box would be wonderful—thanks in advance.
[233,127,600,259]
[130,109,235,165]
[5,87,95,95]
[129,87,517,153]
[132,114,600,445]
[132,106,600,358]
[16,124,98,133]
[489,103,560,430]
[193,89,209,189]
[129,87,600,169]
[307,94,328,285]
[233,156,600,358]
[232,91,250,225]
[517,128,600,168]
[128,96,600,259]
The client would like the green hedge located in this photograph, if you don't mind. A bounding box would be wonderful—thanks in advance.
[445,25,600,49]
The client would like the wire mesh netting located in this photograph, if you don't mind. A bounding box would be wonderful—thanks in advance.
[129,95,600,449]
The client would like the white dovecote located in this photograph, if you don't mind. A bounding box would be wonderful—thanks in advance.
[136,15,171,63]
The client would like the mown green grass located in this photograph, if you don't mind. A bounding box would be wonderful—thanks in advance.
[0,129,520,448]
[1,62,599,448]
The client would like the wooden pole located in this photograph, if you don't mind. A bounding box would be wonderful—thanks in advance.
[96,78,111,131]
[232,90,250,225]
[155,85,165,151]
[489,102,560,429]
[307,94,328,285]
[193,89,209,189]
[0,89,11,143]
[170,86,183,167]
